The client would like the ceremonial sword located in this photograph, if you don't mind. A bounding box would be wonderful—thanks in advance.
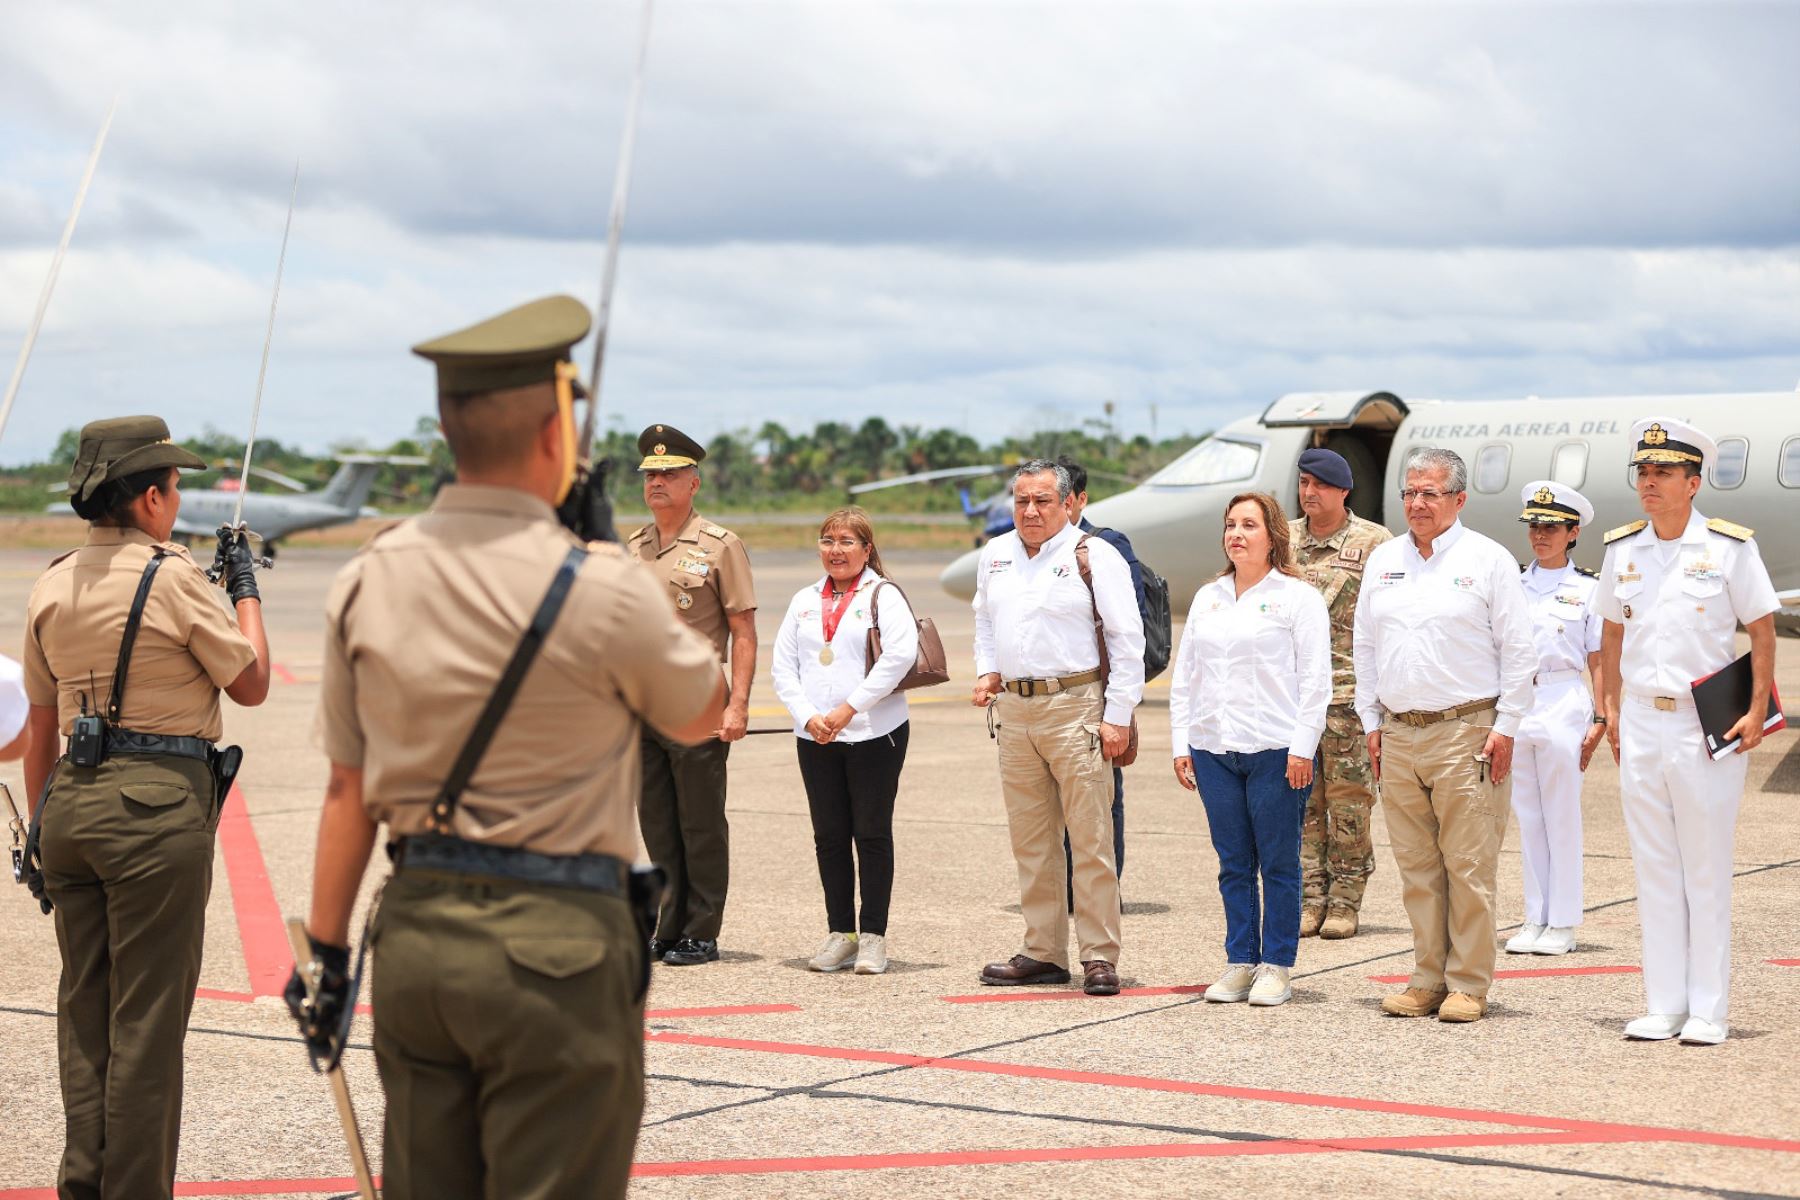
[284,918,378,1200]
[0,97,117,446]
[209,165,298,582]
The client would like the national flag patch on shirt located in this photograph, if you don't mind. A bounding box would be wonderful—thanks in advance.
[1377,571,1407,585]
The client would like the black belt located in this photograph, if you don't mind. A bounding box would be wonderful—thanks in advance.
[103,730,214,762]
[391,833,628,897]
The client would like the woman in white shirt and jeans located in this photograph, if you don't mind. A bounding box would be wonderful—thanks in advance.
[773,506,919,975]
[1170,492,1331,1007]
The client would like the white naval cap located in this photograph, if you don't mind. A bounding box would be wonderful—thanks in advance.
[1629,416,1715,472]
[1518,479,1594,527]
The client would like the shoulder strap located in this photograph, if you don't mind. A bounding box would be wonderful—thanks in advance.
[426,546,589,834]
[1073,535,1110,684]
[106,550,169,723]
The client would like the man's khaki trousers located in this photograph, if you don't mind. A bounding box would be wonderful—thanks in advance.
[995,681,1122,968]
[1378,708,1511,997]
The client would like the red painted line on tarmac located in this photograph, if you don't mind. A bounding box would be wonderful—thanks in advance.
[1766,958,1800,967]
[270,662,297,686]
[214,785,292,998]
[645,1031,1800,1155]
[943,985,1208,1004]
[634,1129,1650,1177]
[1368,965,1642,984]
[646,1003,803,1018]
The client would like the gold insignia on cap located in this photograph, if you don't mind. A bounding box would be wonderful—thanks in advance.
[654,443,666,456]
[656,425,665,434]
[1644,424,1668,446]
[1533,485,1555,505]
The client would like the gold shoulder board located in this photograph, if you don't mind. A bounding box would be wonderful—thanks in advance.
[700,522,730,539]
[1706,517,1753,542]
[1603,520,1647,544]
[1574,565,1599,579]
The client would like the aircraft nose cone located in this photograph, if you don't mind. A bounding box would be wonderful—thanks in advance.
[939,548,981,600]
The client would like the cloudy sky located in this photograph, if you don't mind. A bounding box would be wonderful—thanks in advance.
[2,1,1797,464]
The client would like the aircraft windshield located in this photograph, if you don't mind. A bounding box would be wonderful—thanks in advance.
[1146,438,1261,486]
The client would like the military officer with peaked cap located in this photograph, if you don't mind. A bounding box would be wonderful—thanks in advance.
[1504,479,1606,959]
[1596,417,1780,1046]
[628,424,757,965]
[22,416,271,1199]
[292,294,724,1198]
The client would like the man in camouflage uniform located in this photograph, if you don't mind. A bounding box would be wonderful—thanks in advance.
[1289,447,1392,939]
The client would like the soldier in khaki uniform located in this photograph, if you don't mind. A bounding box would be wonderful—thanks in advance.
[21,417,270,1200]
[1288,447,1390,939]
[627,425,757,966]
[292,296,724,1199]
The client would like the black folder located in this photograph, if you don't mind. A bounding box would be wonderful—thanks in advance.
[1690,652,1786,761]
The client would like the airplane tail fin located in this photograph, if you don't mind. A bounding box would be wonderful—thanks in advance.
[320,454,430,514]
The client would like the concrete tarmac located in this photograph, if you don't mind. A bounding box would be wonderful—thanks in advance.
[1,545,1796,1199]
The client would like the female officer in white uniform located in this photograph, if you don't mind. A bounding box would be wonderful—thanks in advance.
[1504,481,1607,957]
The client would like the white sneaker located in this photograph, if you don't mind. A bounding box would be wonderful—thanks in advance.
[1624,1012,1687,1041]
[1504,924,1544,953]
[854,934,888,975]
[1247,964,1292,1007]
[1204,963,1257,1003]
[1679,1016,1728,1045]
[808,932,858,972]
[1530,927,1576,956]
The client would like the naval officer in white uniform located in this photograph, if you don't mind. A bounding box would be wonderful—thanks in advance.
[1596,417,1780,1046]
[1505,481,1607,958]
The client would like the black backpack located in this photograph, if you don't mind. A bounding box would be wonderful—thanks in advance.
[1138,562,1173,682]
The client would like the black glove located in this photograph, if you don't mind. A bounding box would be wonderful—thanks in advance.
[24,864,51,915]
[284,934,350,1061]
[216,526,261,604]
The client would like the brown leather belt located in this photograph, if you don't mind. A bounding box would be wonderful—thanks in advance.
[1002,668,1103,698]
[1387,697,1498,729]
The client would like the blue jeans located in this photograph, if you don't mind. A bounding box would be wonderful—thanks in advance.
[1190,747,1310,968]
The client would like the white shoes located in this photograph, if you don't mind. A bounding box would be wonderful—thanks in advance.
[1679,1016,1728,1045]
[1204,963,1257,1003]
[854,934,888,975]
[808,932,859,972]
[1247,964,1292,1007]
[1624,1012,1687,1041]
[1504,924,1544,953]
[1530,927,1576,956]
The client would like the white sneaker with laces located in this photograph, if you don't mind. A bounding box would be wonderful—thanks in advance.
[808,932,858,973]
[854,934,888,975]
[1204,963,1257,1003]
[1530,927,1575,955]
[1624,1012,1687,1041]
[1247,963,1292,1007]
[1678,1016,1728,1045]
[1504,924,1545,953]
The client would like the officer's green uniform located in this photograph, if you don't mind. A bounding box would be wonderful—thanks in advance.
[1290,511,1392,919]
[318,297,719,1199]
[23,418,257,1200]
[627,426,755,955]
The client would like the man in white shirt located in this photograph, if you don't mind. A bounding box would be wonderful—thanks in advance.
[972,460,1145,996]
[1354,447,1535,1023]
[1597,418,1779,1046]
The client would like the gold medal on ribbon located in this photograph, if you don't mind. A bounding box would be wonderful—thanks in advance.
[819,646,835,666]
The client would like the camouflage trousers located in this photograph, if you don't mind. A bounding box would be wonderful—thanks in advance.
[1303,705,1377,907]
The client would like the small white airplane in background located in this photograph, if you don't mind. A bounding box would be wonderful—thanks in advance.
[48,454,429,557]
[938,388,1800,633]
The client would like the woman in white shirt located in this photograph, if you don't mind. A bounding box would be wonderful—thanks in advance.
[772,506,919,976]
[1170,492,1330,1008]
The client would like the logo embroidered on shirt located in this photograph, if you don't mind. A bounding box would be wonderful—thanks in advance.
[1052,565,1071,578]
[1452,575,1477,590]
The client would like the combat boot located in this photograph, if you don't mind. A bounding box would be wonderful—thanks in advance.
[1319,902,1359,940]
[1438,992,1488,1023]
[1380,985,1447,1017]
[1300,900,1326,938]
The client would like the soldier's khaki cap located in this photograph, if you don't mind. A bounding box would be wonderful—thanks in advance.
[68,416,208,501]
[637,424,706,471]
[412,295,592,395]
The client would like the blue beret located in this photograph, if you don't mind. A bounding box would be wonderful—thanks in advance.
[1298,447,1354,491]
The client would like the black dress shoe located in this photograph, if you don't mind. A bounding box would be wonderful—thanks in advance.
[980,954,1072,986]
[648,938,673,960]
[663,938,720,966]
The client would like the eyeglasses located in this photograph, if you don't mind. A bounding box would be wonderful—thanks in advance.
[817,537,864,551]
[1399,488,1458,503]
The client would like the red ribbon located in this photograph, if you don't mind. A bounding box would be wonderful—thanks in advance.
[820,577,860,647]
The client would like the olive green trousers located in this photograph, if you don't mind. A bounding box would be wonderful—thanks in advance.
[38,755,219,1200]
[371,869,647,1200]
[638,731,730,941]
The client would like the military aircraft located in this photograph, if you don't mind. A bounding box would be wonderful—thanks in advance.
[50,454,429,557]
[937,389,1800,632]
